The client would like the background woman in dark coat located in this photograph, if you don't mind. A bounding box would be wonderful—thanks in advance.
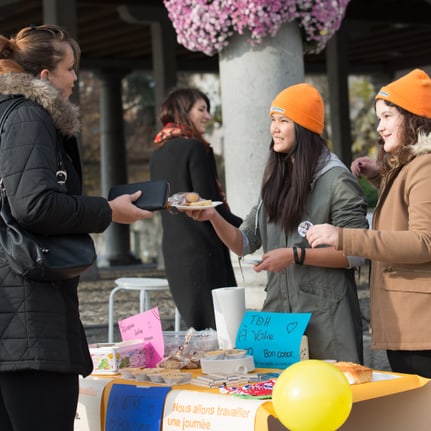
[150,88,242,330]
[0,25,153,431]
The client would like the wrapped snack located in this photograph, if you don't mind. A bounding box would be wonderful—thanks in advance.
[220,379,277,399]
[167,192,212,208]
[158,353,189,370]
[159,328,216,369]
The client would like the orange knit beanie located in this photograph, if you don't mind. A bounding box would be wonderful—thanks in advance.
[269,83,324,135]
[375,69,431,118]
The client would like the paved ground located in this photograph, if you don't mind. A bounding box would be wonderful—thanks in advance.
[78,259,390,371]
[79,265,178,341]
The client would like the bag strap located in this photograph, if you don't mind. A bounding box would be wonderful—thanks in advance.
[55,133,67,187]
[0,97,27,200]
[0,97,26,133]
[0,97,67,188]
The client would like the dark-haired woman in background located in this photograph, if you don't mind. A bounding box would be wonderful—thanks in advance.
[150,88,242,330]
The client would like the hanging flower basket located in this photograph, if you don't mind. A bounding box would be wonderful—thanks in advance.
[163,0,351,56]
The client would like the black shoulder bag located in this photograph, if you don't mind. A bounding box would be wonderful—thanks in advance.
[0,97,96,281]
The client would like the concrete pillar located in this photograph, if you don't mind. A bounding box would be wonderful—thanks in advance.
[43,0,76,32]
[326,24,352,166]
[150,20,178,113]
[219,22,304,217]
[42,0,79,107]
[118,5,177,118]
[96,70,139,265]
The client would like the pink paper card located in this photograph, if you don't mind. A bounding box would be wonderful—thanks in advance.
[118,307,164,367]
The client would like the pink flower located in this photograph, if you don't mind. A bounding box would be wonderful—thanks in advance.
[163,0,351,56]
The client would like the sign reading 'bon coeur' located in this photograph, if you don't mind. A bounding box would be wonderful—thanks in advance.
[236,311,311,368]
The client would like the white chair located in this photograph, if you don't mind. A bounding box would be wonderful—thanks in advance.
[108,277,181,342]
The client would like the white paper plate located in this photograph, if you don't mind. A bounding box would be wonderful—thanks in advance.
[372,372,400,381]
[172,201,223,210]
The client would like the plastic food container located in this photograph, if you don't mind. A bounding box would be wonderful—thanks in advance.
[89,339,146,374]
[163,330,219,356]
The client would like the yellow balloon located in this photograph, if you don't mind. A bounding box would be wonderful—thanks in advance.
[272,360,352,431]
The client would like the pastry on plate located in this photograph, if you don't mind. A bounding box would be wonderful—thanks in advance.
[332,361,373,384]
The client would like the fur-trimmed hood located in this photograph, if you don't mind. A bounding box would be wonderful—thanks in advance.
[410,131,431,157]
[0,72,79,136]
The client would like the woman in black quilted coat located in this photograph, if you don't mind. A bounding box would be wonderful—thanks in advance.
[0,25,153,431]
[151,88,242,331]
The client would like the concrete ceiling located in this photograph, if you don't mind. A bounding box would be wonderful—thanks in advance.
[0,0,431,75]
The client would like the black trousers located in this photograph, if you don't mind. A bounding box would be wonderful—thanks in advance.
[387,350,431,378]
[0,370,78,431]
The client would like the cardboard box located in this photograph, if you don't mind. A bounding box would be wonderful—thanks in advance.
[89,340,146,374]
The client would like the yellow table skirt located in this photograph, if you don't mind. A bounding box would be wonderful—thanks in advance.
[94,368,431,431]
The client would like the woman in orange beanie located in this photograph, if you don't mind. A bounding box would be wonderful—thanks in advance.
[186,82,369,363]
[307,69,431,377]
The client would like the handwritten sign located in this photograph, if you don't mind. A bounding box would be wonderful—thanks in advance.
[235,311,311,368]
[75,376,112,431]
[118,306,164,367]
[106,384,170,431]
[163,389,265,431]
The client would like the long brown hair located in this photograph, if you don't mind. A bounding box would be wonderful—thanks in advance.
[261,123,328,234]
[376,100,431,174]
[158,87,210,142]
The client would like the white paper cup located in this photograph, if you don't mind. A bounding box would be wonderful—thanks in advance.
[212,287,245,349]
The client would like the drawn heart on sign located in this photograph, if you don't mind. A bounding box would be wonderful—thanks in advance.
[286,322,298,334]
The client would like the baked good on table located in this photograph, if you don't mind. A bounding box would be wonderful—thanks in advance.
[332,361,373,384]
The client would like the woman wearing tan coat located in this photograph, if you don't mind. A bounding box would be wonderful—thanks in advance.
[307,69,431,377]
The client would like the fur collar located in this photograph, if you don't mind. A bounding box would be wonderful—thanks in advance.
[410,132,431,157]
[0,72,79,136]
